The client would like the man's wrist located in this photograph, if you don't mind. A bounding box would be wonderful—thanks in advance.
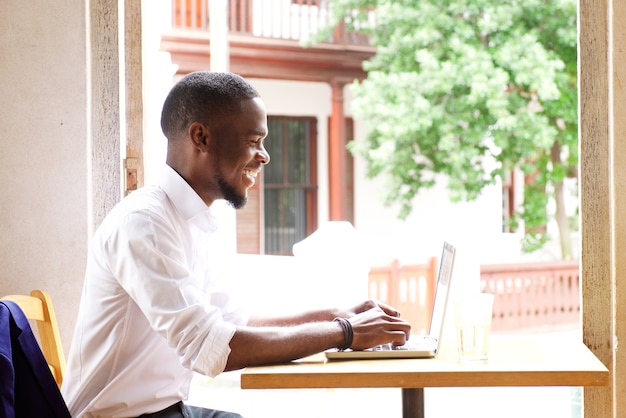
[333,317,353,351]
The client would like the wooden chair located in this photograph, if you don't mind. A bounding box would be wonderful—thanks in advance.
[1,289,66,388]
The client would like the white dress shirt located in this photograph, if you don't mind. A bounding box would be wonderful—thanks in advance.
[62,165,248,418]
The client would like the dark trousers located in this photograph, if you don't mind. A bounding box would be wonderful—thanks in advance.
[138,401,244,418]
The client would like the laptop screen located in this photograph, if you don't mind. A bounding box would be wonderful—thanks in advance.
[428,242,456,340]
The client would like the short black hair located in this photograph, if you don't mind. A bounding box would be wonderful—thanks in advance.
[160,71,261,140]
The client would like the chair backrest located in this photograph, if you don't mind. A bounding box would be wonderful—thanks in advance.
[1,290,66,388]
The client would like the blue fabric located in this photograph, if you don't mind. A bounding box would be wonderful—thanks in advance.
[0,300,71,418]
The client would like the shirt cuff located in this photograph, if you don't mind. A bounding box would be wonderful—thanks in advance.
[189,320,236,378]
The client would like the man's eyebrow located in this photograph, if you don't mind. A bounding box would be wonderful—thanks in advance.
[247,128,268,137]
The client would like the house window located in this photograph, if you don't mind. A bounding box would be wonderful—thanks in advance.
[264,117,318,255]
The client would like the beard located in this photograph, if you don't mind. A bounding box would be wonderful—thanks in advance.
[218,177,248,209]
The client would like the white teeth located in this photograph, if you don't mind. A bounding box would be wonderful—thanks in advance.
[244,170,258,178]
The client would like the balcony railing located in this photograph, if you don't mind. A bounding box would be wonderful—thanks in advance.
[370,259,581,334]
[481,261,580,332]
[172,0,371,47]
[369,258,438,336]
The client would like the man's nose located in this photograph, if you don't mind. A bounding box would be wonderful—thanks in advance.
[256,146,270,165]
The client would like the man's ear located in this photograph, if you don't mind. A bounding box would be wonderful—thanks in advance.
[188,122,210,152]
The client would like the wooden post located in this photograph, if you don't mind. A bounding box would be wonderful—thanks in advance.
[579,0,624,415]
[608,3,626,416]
[124,0,144,196]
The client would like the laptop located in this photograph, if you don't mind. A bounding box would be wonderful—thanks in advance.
[326,241,456,360]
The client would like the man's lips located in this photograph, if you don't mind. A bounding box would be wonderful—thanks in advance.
[243,168,260,188]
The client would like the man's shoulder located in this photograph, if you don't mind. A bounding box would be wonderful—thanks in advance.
[97,185,177,235]
[124,184,169,210]
[109,185,168,217]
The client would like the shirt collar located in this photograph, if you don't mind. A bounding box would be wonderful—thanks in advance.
[158,165,218,232]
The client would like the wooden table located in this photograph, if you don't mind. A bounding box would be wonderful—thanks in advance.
[240,334,609,418]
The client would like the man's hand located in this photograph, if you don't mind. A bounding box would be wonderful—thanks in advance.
[344,299,402,319]
[347,307,411,350]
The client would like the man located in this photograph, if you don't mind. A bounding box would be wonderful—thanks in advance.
[62,72,411,418]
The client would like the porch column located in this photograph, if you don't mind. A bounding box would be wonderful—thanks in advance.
[209,0,229,71]
[91,0,121,230]
[328,78,347,221]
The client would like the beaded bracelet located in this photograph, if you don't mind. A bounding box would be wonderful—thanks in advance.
[333,317,354,351]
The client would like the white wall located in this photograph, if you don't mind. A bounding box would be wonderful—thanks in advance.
[0,0,89,351]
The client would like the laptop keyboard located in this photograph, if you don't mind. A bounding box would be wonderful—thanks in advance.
[374,336,437,351]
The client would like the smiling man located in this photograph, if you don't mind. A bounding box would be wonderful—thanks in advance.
[62,72,411,418]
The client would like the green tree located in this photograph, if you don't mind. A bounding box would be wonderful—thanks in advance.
[322,0,578,258]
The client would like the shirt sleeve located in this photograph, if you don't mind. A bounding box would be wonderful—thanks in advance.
[103,210,235,377]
